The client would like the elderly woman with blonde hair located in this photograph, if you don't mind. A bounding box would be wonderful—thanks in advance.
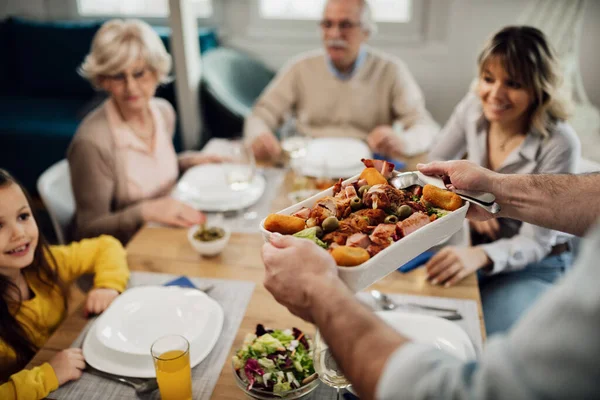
[426,26,581,335]
[69,19,219,244]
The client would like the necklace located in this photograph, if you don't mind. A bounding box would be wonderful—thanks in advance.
[499,134,520,152]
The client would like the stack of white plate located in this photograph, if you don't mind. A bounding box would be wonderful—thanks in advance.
[83,286,224,378]
[172,164,266,212]
[296,138,372,179]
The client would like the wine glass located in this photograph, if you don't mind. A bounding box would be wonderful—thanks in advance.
[224,139,256,192]
[313,329,350,400]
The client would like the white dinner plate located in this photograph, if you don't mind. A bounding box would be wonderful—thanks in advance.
[172,164,266,212]
[95,286,220,355]
[83,287,224,378]
[346,311,476,396]
[297,138,372,178]
[376,311,476,360]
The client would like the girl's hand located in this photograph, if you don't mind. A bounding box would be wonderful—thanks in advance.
[84,288,119,317]
[49,348,85,385]
[425,246,491,287]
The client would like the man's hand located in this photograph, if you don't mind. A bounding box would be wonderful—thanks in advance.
[425,246,491,287]
[262,233,339,322]
[252,132,282,161]
[367,126,403,156]
[84,288,120,317]
[49,348,85,386]
[418,160,503,221]
[141,196,206,227]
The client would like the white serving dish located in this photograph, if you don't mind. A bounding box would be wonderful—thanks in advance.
[172,163,266,212]
[95,286,221,355]
[259,172,469,292]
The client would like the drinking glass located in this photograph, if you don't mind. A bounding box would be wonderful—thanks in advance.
[281,127,310,161]
[224,139,256,192]
[313,329,350,400]
[151,335,192,400]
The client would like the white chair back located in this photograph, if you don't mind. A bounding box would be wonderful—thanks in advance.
[37,160,75,244]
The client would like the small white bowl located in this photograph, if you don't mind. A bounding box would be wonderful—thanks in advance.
[187,224,231,257]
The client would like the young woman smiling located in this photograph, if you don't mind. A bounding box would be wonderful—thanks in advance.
[427,26,581,335]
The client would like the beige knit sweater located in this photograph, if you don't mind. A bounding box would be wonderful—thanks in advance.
[244,47,439,155]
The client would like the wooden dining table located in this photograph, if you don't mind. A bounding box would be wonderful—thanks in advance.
[29,154,485,399]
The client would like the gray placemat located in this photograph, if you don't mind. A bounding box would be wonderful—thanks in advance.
[311,293,484,399]
[217,167,286,234]
[49,271,255,400]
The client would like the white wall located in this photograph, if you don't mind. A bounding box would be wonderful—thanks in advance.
[2,0,599,126]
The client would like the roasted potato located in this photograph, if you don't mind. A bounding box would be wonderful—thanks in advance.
[264,214,306,235]
[422,184,462,211]
[359,168,388,186]
[331,246,370,267]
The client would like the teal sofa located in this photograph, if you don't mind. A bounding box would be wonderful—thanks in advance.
[0,17,218,193]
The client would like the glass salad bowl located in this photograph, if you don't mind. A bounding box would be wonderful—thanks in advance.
[232,325,320,399]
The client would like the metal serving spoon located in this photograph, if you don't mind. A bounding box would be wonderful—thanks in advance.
[389,171,501,215]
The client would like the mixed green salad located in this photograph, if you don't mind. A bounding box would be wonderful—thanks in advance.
[232,325,316,394]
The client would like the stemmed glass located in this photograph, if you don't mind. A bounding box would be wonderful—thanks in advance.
[281,126,310,161]
[313,329,350,400]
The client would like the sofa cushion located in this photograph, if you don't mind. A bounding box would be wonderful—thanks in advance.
[9,17,101,97]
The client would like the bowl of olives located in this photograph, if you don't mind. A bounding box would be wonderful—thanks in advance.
[188,223,231,257]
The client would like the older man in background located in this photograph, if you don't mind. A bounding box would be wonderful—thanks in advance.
[244,0,439,161]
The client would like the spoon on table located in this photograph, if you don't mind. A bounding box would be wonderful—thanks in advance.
[370,290,463,321]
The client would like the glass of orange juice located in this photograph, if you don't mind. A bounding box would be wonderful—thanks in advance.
[151,335,193,400]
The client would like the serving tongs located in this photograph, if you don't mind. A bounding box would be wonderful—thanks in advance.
[389,171,501,215]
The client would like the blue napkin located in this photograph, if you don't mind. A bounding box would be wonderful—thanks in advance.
[398,251,434,273]
[372,152,407,171]
[163,276,198,289]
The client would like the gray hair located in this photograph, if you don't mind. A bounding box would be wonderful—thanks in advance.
[360,0,378,35]
[79,19,172,89]
[324,0,378,35]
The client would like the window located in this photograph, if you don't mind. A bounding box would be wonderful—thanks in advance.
[259,0,411,23]
[77,0,213,18]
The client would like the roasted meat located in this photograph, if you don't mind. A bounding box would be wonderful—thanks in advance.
[363,184,409,211]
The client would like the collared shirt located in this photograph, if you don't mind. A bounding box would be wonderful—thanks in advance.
[106,98,178,203]
[377,221,600,399]
[429,93,581,273]
[325,45,368,80]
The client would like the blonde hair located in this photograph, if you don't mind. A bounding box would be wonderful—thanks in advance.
[477,26,571,137]
[79,19,172,89]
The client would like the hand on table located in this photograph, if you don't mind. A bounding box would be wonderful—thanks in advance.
[367,126,402,156]
[49,348,85,386]
[84,288,120,317]
[262,233,341,322]
[141,197,205,228]
[417,160,502,221]
[470,219,501,241]
[425,246,491,287]
[252,132,281,161]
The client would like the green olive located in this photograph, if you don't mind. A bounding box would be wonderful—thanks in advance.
[314,226,324,238]
[358,185,372,196]
[322,216,340,232]
[350,196,363,211]
[397,205,413,220]
[384,215,399,224]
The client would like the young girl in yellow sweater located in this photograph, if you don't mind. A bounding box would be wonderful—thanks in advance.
[0,169,130,399]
